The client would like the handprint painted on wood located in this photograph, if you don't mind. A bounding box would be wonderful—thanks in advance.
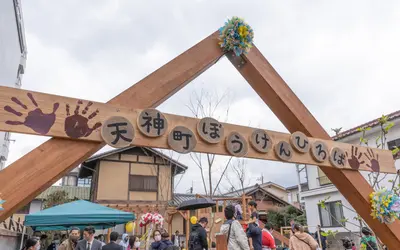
[346,146,365,170]
[64,100,102,139]
[3,93,59,135]
[365,148,380,172]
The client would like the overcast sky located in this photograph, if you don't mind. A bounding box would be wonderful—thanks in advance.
[6,0,400,193]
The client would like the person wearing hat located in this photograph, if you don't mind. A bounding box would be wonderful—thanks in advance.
[188,217,208,250]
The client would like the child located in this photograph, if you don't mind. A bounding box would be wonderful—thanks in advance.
[234,201,243,220]
[247,200,259,226]
[352,242,356,250]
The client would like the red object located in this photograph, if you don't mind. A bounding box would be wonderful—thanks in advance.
[242,224,248,231]
[261,230,276,249]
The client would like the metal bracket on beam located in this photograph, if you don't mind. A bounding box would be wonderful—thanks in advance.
[225,52,247,69]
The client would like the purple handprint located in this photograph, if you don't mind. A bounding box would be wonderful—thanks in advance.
[4,93,59,135]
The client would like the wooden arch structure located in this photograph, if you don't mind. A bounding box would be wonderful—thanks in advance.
[0,31,399,248]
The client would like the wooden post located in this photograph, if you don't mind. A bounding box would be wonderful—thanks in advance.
[136,213,140,236]
[242,194,246,221]
[222,201,226,222]
[186,211,190,249]
[107,228,111,244]
[216,234,227,250]
[168,214,173,238]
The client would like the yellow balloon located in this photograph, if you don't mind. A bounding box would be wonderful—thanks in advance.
[126,221,135,233]
[190,216,197,224]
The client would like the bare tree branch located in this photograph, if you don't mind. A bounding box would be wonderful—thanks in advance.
[213,157,233,196]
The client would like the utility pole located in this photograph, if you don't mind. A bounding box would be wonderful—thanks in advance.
[256,174,264,184]
[296,164,305,209]
[187,180,194,194]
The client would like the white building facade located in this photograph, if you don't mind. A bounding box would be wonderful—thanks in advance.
[0,0,27,170]
[301,111,400,239]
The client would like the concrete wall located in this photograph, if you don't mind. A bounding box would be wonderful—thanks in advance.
[0,229,22,250]
[0,0,26,170]
[0,0,22,85]
[263,185,288,202]
[96,155,174,202]
[97,161,129,200]
[303,188,359,233]
[29,200,43,214]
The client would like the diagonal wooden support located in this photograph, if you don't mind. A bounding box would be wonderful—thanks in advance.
[0,31,223,221]
[227,47,400,249]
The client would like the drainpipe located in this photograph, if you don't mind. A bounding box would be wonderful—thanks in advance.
[296,164,303,209]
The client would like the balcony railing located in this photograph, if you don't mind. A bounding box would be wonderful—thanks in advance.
[317,176,332,186]
[0,144,9,161]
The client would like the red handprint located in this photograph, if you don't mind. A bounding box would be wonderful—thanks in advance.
[4,93,59,135]
[346,146,365,170]
[64,100,102,138]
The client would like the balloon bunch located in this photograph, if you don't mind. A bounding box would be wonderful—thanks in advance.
[370,188,400,224]
[218,16,254,56]
[139,212,164,227]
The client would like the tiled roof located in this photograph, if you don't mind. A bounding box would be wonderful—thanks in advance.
[80,146,188,178]
[223,182,285,196]
[35,186,90,200]
[285,183,308,191]
[332,110,400,141]
[168,193,234,207]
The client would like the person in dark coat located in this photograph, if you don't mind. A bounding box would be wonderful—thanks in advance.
[151,230,174,250]
[74,226,103,250]
[102,232,123,250]
[246,222,262,250]
[188,217,209,250]
[314,225,327,250]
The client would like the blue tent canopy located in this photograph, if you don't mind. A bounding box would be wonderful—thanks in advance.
[24,200,135,231]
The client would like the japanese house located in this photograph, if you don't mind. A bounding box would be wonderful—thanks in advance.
[79,146,188,235]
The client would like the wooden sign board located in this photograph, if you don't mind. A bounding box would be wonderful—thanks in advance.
[0,86,396,173]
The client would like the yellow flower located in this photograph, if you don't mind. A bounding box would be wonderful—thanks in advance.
[238,26,248,38]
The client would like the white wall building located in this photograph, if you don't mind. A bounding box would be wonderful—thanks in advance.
[0,0,27,170]
[301,111,400,236]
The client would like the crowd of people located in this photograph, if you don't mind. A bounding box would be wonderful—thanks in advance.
[21,200,381,250]
[21,226,182,250]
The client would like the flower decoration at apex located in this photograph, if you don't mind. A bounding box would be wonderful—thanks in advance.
[218,16,254,56]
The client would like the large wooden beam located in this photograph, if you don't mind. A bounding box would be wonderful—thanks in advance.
[0,86,395,173]
[0,31,224,221]
[228,48,400,249]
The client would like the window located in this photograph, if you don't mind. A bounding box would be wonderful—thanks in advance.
[388,138,400,150]
[4,132,10,141]
[78,178,91,187]
[318,201,345,227]
[317,167,332,186]
[388,139,400,158]
[129,175,157,192]
[63,176,77,186]
[15,203,30,214]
